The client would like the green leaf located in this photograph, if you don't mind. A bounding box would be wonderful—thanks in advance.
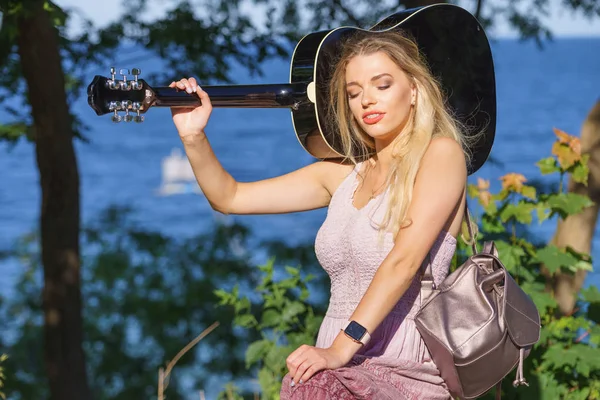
[536,203,551,223]
[234,314,258,328]
[234,297,251,314]
[537,371,569,400]
[535,245,579,274]
[483,200,498,215]
[581,286,600,303]
[258,368,278,398]
[499,202,535,224]
[521,282,557,312]
[260,309,281,328]
[245,339,271,369]
[521,185,537,200]
[482,213,505,234]
[537,157,561,175]
[264,345,293,372]
[281,301,306,323]
[494,241,525,273]
[570,154,590,185]
[278,277,299,290]
[545,193,594,218]
[467,184,480,199]
[568,260,593,273]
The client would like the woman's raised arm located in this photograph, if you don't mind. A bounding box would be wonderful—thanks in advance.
[171,77,352,215]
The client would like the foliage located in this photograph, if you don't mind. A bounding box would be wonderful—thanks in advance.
[0,354,6,400]
[0,206,325,399]
[215,260,323,399]
[468,128,600,399]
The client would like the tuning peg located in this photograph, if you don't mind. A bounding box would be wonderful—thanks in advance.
[111,110,122,123]
[120,100,132,111]
[131,68,142,90]
[119,68,131,91]
[105,67,118,90]
[133,106,145,122]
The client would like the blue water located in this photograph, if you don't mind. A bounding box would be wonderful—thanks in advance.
[1,37,599,293]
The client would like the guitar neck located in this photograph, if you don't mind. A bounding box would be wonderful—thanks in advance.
[152,82,309,109]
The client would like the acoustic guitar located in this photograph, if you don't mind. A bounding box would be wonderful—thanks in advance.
[87,3,496,174]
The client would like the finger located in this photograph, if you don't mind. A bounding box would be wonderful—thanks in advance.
[286,345,309,380]
[176,79,189,92]
[292,357,311,384]
[188,77,197,92]
[182,78,194,94]
[169,81,176,88]
[299,360,325,384]
[196,86,212,110]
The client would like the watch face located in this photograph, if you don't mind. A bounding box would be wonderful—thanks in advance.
[345,321,367,341]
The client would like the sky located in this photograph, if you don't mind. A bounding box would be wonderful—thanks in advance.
[54,0,600,39]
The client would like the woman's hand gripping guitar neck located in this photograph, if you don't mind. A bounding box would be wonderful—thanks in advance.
[169,77,237,214]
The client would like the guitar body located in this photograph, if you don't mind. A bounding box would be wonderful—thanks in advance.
[88,4,495,174]
[290,4,496,173]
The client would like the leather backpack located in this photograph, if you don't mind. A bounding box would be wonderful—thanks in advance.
[414,207,541,399]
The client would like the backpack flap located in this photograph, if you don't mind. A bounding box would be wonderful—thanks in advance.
[503,271,541,347]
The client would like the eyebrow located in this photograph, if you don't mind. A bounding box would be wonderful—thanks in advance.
[346,73,393,88]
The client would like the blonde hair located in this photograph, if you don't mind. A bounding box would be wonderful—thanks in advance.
[328,30,472,237]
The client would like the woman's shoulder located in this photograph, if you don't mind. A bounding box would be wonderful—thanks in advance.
[312,158,357,197]
[427,136,464,153]
[419,136,467,181]
[424,137,466,166]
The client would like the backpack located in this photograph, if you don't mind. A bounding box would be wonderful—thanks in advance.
[414,208,541,399]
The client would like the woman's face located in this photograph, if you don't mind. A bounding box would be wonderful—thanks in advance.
[345,51,415,145]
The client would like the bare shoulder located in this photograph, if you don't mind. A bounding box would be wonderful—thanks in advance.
[422,137,467,173]
[310,158,355,196]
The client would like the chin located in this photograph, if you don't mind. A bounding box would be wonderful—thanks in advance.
[363,126,395,140]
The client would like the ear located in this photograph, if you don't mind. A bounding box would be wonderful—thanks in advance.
[410,79,418,106]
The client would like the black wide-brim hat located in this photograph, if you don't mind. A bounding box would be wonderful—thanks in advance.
[291,4,496,175]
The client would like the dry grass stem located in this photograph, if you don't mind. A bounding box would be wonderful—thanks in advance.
[157,321,220,400]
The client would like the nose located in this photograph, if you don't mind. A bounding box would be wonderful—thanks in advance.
[361,88,376,108]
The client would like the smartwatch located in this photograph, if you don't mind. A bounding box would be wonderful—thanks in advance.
[342,320,371,345]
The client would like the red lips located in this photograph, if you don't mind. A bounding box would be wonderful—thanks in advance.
[362,111,386,125]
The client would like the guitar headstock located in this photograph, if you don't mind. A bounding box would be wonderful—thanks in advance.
[87,67,155,123]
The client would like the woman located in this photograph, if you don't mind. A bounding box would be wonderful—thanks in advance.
[170,31,472,399]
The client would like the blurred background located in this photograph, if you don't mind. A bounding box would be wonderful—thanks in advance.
[0,0,599,399]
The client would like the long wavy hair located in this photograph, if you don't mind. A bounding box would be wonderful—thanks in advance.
[328,30,473,237]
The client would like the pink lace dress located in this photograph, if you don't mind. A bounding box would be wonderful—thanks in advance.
[280,163,455,399]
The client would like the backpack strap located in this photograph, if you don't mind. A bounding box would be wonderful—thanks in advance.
[421,198,477,300]
[463,198,478,255]
[483,241,499,257]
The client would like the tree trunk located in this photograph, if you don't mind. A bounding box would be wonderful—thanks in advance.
[551,100,600,315]
[16,2,91,399]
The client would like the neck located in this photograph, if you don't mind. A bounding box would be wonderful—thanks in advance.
[371,108,415,173]
[371,143,394,175]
